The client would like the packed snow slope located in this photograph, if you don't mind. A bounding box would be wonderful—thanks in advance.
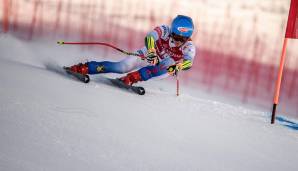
[0,34,298,171]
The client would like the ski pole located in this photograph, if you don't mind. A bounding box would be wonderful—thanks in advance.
[57,41,145,59]
[175,70,180,96]
[167,64,180,96]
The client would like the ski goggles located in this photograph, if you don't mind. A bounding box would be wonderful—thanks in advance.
[171,33,189,43]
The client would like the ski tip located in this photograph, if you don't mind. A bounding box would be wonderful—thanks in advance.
[57,40,65,45]
[136,87,145,95]
[84,75,90,83]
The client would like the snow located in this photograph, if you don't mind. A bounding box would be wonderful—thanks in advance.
[0,34,298,171]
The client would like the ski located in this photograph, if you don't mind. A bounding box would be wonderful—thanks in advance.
[108,78,146,95]
[63,66,90,83]
[63,66,145,95]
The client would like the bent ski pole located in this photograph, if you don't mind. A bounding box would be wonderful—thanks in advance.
[57,41,145,59]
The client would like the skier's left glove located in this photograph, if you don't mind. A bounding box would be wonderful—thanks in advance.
[167,60,192,75]
[167,63,182,76]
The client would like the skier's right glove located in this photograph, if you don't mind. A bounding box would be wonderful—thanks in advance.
[146,48,159,65]
[145,35,159,65]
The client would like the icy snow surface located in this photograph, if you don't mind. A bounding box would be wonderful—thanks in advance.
[0,34,298,171]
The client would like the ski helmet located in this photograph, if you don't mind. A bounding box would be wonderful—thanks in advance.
[170,15,194,39]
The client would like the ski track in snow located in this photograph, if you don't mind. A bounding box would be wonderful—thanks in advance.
[1,34,298,171]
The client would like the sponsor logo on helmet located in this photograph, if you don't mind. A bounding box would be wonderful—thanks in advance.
[177,27,190,32]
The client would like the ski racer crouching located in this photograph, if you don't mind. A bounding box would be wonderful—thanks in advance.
[68,15,196,86]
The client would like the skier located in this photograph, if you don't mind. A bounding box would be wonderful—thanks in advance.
[68,15,196,86]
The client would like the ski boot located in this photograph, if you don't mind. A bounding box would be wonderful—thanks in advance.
[64,63,90,83]
[69,63,89,75]
[119,71,143,86]
[110,71,145,95]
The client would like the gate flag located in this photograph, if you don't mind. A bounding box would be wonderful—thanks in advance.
[285,0,298,39]
[271,0,298,124]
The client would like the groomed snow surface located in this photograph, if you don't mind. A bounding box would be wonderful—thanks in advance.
[0,34,298,171]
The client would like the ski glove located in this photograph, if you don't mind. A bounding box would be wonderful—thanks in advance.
[167,60,192,75]
[146,48,159,65]
[145,35,158,65]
